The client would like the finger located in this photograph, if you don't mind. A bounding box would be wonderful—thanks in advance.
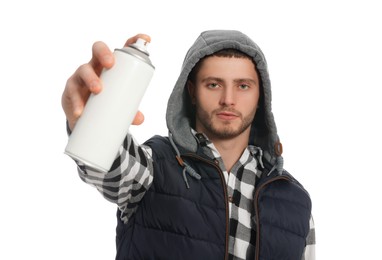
[67,89,89,128]
[62,79,89,131]
[131,111,145,125]
[124,34,151,47]
[75,63,103,94]
[89,41,114,73]
[63,63,101,131]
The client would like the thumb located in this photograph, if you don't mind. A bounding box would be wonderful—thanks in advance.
[132,111,145,125]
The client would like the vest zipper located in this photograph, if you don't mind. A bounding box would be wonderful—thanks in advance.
[183,153,229,260]
[254,175,291,260]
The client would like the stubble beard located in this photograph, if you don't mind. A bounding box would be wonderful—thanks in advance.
[196,106,256,140]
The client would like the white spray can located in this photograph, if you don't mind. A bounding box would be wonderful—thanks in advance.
[64,38,155,172]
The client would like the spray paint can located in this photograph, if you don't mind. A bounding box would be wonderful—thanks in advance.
[65,38,155,172]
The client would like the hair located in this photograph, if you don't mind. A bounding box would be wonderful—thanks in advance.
[186,49,266,137]
[187,49,253,84]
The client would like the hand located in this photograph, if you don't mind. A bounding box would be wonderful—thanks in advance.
[61,34,151,131]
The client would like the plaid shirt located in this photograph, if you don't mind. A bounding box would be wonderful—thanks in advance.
[200,134,260,259]
[77,132,315,260]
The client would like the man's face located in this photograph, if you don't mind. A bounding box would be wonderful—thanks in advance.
[188,56,260,140]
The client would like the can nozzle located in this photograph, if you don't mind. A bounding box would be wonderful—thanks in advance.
[129,38,149,55]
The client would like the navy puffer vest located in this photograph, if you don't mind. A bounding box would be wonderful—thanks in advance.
[115,136,311,260]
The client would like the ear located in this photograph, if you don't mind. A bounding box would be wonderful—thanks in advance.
[187,80,196,104]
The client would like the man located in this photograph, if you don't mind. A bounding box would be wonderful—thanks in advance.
[62,30,315,259]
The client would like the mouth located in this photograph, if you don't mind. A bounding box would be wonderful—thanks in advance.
[216,111,239,120]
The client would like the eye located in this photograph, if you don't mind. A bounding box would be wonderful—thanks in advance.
[239,84,250,90]
[208,83,220,89]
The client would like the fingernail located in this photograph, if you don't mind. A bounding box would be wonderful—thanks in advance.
[90,80,101,92]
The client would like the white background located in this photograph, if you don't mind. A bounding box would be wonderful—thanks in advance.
[1,0,381,259]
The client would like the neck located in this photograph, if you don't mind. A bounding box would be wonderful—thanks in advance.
[209,130,250,173]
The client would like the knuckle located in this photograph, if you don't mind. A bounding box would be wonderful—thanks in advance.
[77,63,90,74]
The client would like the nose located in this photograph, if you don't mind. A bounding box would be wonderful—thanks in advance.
[219,86,235,106]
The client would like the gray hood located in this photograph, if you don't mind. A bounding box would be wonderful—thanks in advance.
[166,30,282,166]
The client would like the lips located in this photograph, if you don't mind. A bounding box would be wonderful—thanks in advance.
[216,110,239,120]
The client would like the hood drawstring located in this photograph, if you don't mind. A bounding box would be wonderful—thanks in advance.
[251,146,265,169]
[169,133,201,189]
[267,156,284,176]
[268,141,284,176]
[252,146,283,177]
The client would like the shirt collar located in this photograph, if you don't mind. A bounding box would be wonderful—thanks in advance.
[191,129,264,170]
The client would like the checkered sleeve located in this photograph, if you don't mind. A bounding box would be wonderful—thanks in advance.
[76,133,154,223]
[302,215,316,260]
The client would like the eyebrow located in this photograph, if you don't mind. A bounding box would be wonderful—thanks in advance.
[233,78,258,85]
[201,77,224,84]
[201,77,257,85]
